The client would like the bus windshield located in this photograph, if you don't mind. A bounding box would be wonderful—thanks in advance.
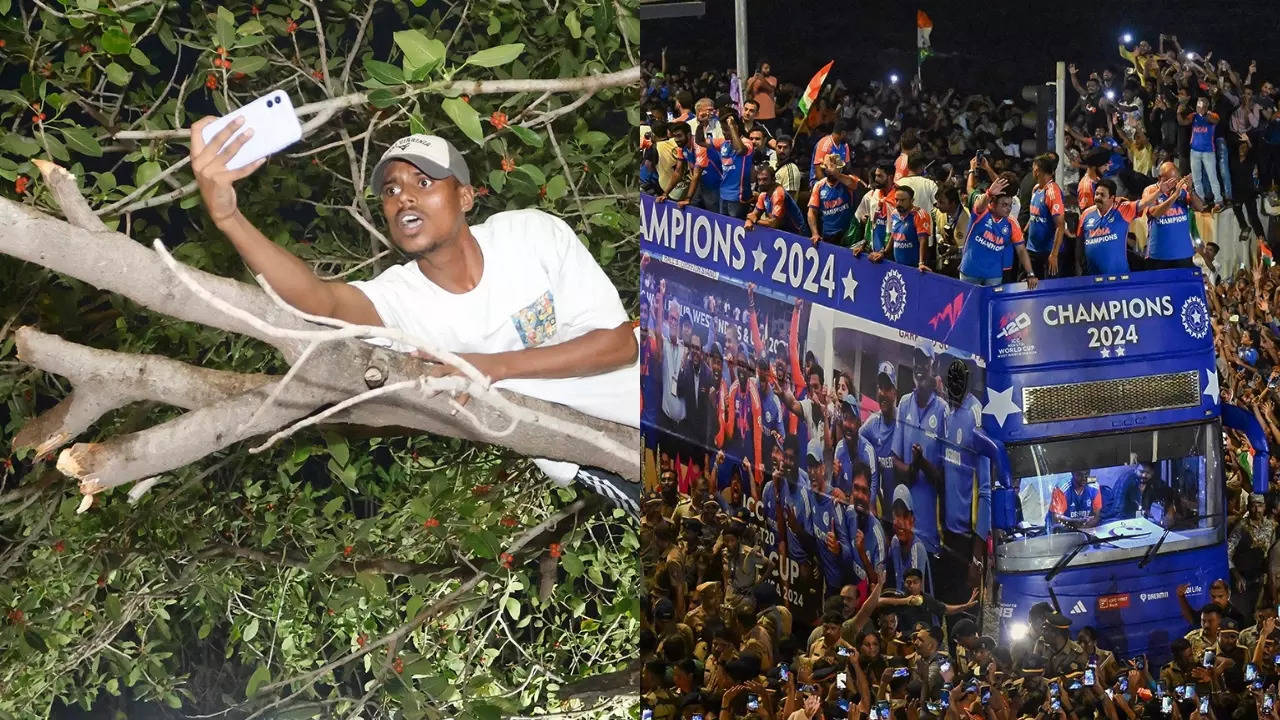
[994,422,1223,574]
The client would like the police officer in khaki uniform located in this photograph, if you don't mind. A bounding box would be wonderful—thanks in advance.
[1043,612,1089,678]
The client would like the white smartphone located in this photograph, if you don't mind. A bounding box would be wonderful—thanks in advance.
[199,91,303,170]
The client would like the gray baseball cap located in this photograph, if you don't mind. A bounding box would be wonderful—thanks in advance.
[370,134,471,192]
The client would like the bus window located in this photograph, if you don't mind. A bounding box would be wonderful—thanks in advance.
[994,422,1223,573]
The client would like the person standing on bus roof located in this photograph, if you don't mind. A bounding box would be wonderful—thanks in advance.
[960,176,1039,289]
[810,118,853,185]
[1025,154,1068,278]
[657,121,720,211]
[939,356,991,604]
[710,108,754,220]
[745,165,808,236]
[1143,162,1207,270]
[1077,178,1142,275]
[872,185,932,272]
[893,343,947,555]
[860,362,901,518]
[1049,470,1101,530]
[808,154,861,245]
[853,164,896,256]
[886,484,933,594]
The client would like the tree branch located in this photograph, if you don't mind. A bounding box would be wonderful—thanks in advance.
[109,67,642,141]
[206,543,469,582]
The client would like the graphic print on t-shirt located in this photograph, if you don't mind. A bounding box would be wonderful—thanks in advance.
[512,290,558,347]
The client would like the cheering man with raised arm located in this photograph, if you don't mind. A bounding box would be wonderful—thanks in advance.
[190,120,641,515]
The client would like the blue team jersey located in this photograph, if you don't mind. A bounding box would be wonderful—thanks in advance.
[761,479,805,556]
[809,178,855,237]
[1078,201,1141,274]
[789,482,816,562]
[681,141,721,190]
[714,137,753,203]
[942,394,991,538]
[833,435,879,504]
[640,337,661,429]
[1191,114,1216,152]
[860,413,898,515]
[756,186,810,235]
[887,534,933,594]
[1027,182,1065,254]
[960,210,1024,279]
[811,491,849,588]
[888,207,931,266]
[894,391,948,554]
[842,506,887,580]
[760,391,786,454]
[1146,189,1194,260]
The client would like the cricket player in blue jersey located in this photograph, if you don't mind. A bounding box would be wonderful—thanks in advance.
[887,484,933,593]
[860,361,900,518]
[939,355,991,603]
[801,438,854,596]
[892,343,947,554]
[835,460,887,585]
[833,398,879,501]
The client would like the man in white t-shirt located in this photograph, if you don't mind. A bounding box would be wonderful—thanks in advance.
[190,123,640,515]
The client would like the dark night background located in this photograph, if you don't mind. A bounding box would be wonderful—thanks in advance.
[642,0,1280,97]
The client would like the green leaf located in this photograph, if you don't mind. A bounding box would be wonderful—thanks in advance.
[243,617,260,642]
[60,126,103,158]
[2,134,40,157]
[441,98,483,145]
[565,11,581,39]
[463,43,525,68]
[238,19,264,35]
[215,6,236,49]
[393,29,445,75]
[486,15,500,36]
[488,169,506,192]
[246,663,270,697]
[505,597,521,620]
[356,571,388,598]
[560,551,583,578]
[77,0,98,9]
[462,530,499,559]
[135,160,161,187]
[545,175,567,201]
[405,594,423,620]
[105,63,132,86]
[105,594,123,620]
[198,620,213,639]
[326,435,349,466]
[364,58,404,85]
[508,125,543,148]
[409,114,428,135]
[230,55,268,74]
[512,164,546,187]
[101,27,131,55]
[367,88,398,109]
[322,496,344,519]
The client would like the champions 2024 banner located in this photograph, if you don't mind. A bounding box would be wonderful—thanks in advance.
[640,195,993,628]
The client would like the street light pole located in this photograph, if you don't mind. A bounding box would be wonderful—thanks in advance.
[734,0,748,104]
[1055,61,1066,189]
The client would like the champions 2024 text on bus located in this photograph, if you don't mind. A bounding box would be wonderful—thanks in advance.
[639,193,1269,661]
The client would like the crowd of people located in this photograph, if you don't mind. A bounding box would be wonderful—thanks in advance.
[639,32,1280,720]
[638,34,1280,289]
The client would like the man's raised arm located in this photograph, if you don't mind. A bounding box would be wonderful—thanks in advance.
[191,116,382,327]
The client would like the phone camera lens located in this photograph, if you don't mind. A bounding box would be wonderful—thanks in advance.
[266,100,274,107]
[276,95,283,103]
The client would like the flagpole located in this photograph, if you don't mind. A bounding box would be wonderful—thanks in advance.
[734,0,748,108]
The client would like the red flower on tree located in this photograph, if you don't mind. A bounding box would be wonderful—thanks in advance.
[15,176,29,195]
[250,4,260,15]
[499,157,516,173]
[500,553,515,568]
[500,515,518,528]
[285,18,298,33]
[356,634,367,647]
[424,517,440,528]
[52,541,65,553]
[474,185,490,197]
[343,545,353,557]
[392,657,404,674]
[549,542,562,559]
[472,483,493,496]
[489,111,508,129]
[205,73,218,89]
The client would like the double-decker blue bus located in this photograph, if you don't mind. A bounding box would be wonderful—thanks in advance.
[639,193,1268,659]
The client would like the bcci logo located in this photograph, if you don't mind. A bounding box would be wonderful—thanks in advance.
[881,270,907,322]
[1181,297,1209,340]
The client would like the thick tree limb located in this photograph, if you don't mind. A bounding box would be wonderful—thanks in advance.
[556,662,641,702]
[207,543,469,582]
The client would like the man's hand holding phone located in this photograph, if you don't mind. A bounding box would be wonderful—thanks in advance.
[191,115,266,226]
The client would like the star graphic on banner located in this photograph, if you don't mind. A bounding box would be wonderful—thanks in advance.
[1100,347,1111,358]
[751,243,768,273]
[887,286,899,305]
[1204,368,1220,405]
[983,386,1023,427]
[842,270,858,300]
[1191,308,1203,326]
[1115,346,1126,357]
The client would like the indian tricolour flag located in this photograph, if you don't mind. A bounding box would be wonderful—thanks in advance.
[917,10,934,64]
[796,60,834,121]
